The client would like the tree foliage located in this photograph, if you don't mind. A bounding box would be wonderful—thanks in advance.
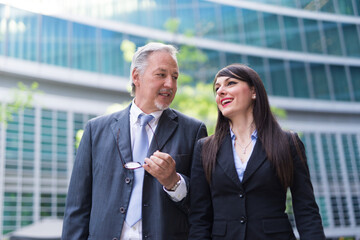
[0,82,41,125]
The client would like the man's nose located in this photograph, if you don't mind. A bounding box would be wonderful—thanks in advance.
[164,75,176,88]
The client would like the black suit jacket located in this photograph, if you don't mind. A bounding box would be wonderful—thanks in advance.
[189,133,325,240]
[62,104,207,240]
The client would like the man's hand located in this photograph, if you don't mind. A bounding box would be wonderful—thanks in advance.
[143,151,180,189]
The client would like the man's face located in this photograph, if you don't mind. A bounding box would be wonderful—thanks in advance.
[133,51,179,114]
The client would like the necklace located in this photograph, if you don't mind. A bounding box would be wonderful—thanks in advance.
[235,138,253,154]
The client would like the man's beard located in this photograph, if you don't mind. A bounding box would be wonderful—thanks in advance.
[155,100,170,111]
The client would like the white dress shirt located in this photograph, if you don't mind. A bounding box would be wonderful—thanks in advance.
[121,101,187,239]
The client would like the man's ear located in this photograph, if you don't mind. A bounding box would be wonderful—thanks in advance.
[132,68,141,87]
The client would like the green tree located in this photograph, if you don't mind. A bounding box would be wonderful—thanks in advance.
[0,82,41,125]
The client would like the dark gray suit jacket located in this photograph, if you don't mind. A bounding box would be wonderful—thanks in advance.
[189,133,325,240]
[62,105,207,240]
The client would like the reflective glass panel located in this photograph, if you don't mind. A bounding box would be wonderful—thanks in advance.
[71,23,97,72]
[152,0,172,30]
[303,19,323,54]
[322,21,342,56]
[246,56,269,91]
[242,9,263,47]
[283,16,303,52]
[337,0,355,15]
[289,61,309,98]
[350,66,360,101]
[7,7,38,61]
[310,63,330,99]
[41,16,68,67]
[197,1,219,40]
[225,52,242,66]
[176,0,196,35]
[0,4,5,55]
[220,5,240,43]
[263,13,282,49]
[319,0,336,13]
[342,24,360,57]
[269,59,288,96]
[100,29,125,76]
[330,65,351,101]
[198,49,220,83]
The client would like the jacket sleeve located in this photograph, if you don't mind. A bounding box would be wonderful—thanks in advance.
[188,139,213,240]
[290,133,326,240]
[62,121,93,240]
[169,122,208,214]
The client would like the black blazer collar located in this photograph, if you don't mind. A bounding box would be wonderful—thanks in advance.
[217,133,267,186]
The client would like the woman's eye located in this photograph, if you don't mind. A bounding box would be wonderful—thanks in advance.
[228,81,236,86]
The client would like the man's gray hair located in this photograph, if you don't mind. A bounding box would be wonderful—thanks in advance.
[130,42,178,96]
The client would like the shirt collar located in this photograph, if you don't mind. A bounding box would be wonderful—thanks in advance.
[130,99,163,125]
[230,127,258,141]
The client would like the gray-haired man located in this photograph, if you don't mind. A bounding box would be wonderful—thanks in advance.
[62,42,207,240]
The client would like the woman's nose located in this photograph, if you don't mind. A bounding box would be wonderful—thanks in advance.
[216,86,226,96]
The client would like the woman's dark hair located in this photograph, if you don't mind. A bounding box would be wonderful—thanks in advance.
[202,63,293,189]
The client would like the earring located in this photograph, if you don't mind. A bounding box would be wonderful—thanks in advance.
[252,95,256,99]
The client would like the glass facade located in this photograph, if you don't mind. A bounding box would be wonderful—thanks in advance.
[0,106,95,235]
[1,2,359,102]
[0,0,360,239]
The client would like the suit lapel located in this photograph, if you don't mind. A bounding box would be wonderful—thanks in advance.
[217,134,242,187]
[242,140,267,184]
[110,105,133,164]
[148,108,178,154]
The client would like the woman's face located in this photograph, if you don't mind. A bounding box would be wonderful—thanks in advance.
[214,76,255,119]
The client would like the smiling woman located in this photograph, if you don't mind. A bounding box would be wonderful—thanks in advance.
[189,63,326,240]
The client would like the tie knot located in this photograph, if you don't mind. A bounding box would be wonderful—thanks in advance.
[139,114,154,126]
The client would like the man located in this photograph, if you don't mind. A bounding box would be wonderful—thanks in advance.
[62,42,207,240]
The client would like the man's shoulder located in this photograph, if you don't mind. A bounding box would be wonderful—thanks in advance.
[168,108,204,125]
[88,107,129,126]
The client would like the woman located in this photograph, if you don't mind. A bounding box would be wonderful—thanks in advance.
[189,64,325,240]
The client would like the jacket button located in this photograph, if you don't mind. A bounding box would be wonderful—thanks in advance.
[239,193,244,198]
[240,216,247,224]
[119,207,125,213]
[112,238,118,240]
[125,177,131,184]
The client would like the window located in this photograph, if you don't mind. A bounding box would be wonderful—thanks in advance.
[322,21,342,56]
[283,16,303,52]
[303,19,323,54]
[220,5,240,43]
[269,59,288,97]
[242,9,263,47]
[342,24,360,57]
[330,65,350,101]
[71,23,97,72]
[290,61,309,98]
[263,13,282,49]
[41,16,68,67]
[310,63,330,100]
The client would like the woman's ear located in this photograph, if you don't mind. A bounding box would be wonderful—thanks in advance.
[251,87,256,99]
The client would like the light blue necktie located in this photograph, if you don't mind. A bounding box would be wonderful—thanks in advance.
[126,114,154,226]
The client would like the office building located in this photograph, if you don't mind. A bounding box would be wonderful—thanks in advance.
[0,0,359,239]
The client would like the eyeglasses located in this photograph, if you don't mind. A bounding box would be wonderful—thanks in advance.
[116,122,159,170]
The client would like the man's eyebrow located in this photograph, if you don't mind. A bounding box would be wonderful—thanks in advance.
[155,68,179,75]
